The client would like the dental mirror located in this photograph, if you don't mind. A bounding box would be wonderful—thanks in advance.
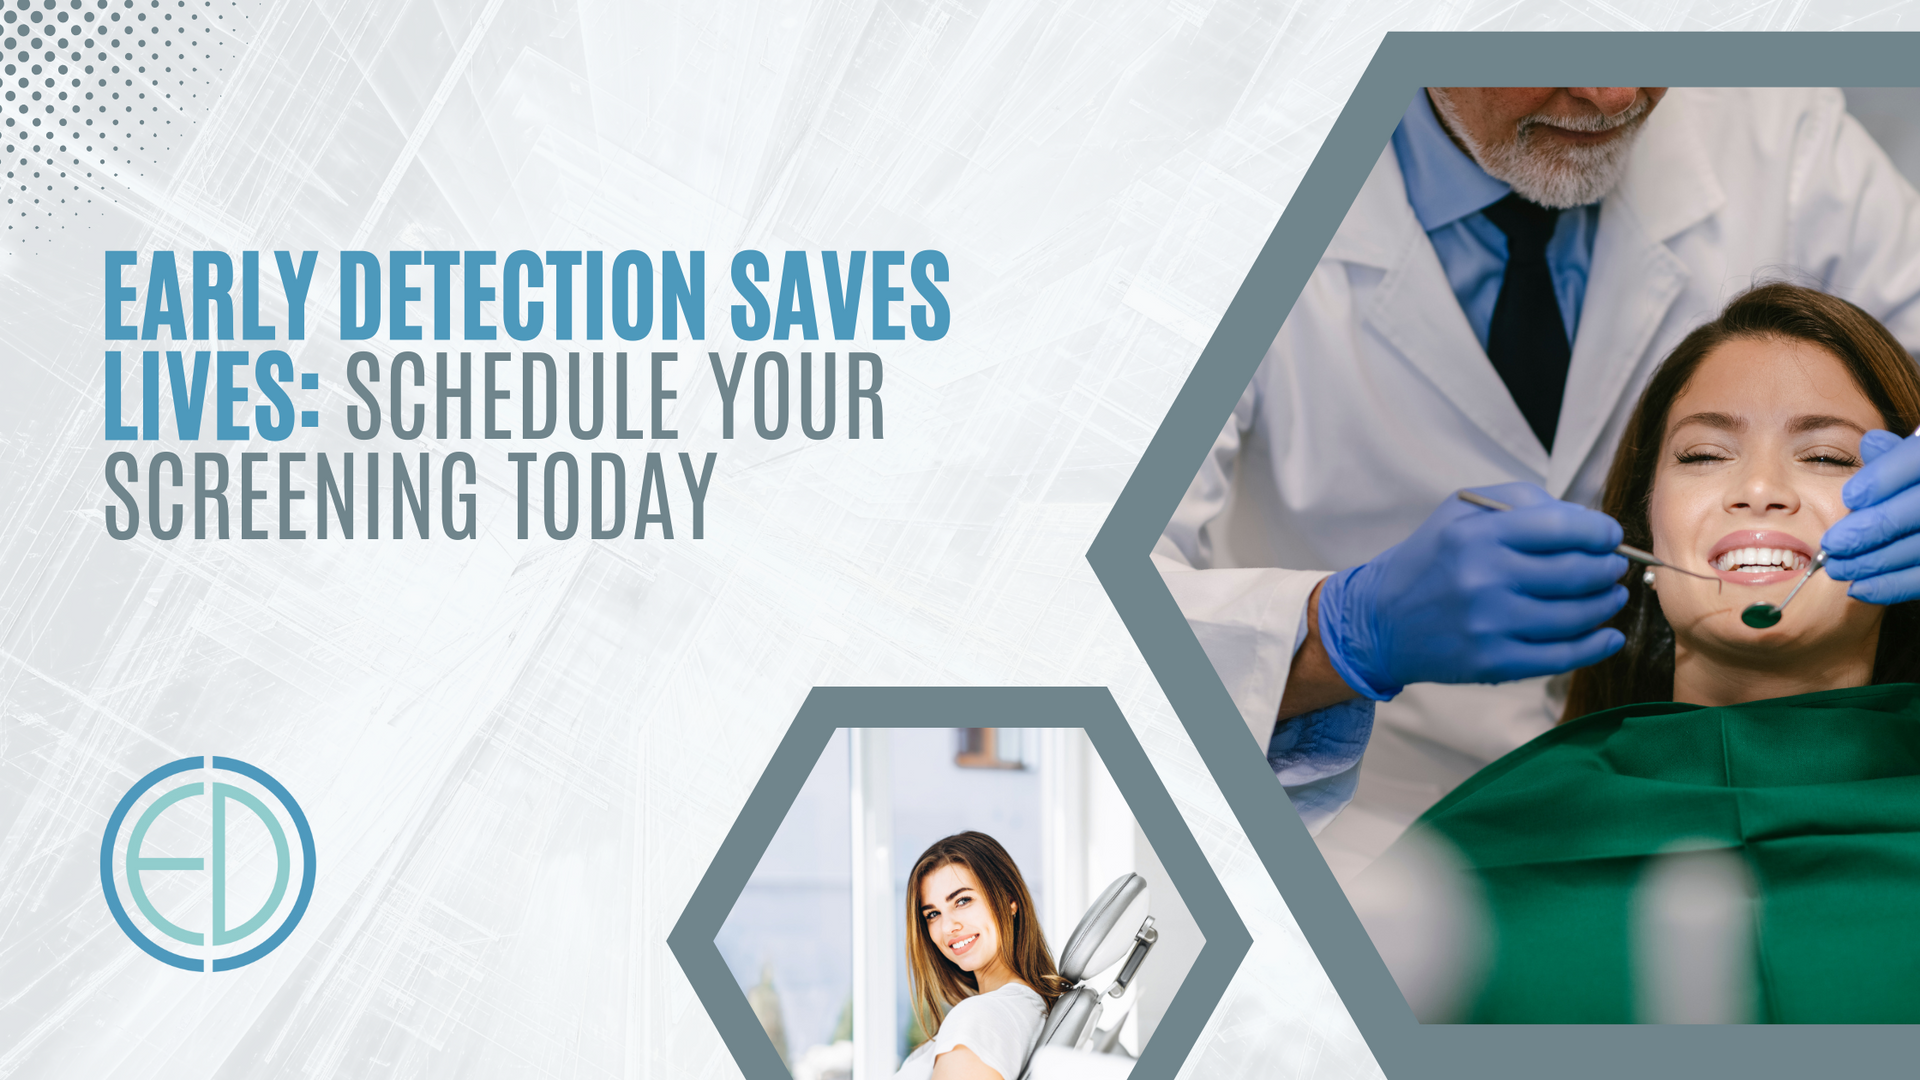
[1740,550,1827,629]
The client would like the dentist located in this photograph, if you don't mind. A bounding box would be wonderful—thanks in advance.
[1157,86,1920,877]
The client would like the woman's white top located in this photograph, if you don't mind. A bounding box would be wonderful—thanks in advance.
[892,983,1047,1080]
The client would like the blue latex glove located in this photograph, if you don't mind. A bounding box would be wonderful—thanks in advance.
[1317,482,1629,700]
[1824,429,1920,604]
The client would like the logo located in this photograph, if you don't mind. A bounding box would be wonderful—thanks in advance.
[100,756,316,972]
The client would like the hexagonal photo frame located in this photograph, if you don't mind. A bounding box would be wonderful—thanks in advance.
[669,687,1250,1080]
[1091,32,1920,1080]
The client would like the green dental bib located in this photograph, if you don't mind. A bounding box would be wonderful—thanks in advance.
[1411,682,1920,1023]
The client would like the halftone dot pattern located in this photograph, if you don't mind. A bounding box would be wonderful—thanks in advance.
[2,0,253,251]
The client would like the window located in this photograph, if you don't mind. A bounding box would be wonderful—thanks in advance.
[954,727,1028,769]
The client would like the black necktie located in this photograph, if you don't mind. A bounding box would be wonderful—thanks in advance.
[1480,193,1572,453]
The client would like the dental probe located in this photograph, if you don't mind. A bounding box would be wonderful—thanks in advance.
[1455,490,1722,583]
[1740,424,1920,628]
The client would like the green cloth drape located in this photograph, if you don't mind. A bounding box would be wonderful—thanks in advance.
[1413,682,1920,1023]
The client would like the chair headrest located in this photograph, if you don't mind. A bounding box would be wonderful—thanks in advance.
[1057,873,1149,982]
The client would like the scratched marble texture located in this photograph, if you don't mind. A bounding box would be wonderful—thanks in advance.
[3,0,1914,1078]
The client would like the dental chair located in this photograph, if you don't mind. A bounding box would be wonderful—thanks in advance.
[1017,873,1157,1080]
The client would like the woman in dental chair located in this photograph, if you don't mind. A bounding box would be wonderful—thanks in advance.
[895,832,1067,1080]
[1411,283,1920,1022]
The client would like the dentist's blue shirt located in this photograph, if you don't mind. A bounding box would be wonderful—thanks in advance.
[1390,89,1601,349]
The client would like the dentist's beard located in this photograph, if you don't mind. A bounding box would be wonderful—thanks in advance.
[1430,91,1652,210]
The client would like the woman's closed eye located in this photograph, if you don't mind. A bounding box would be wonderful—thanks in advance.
[1799,448,1862,468]
[1673,448,1732,466]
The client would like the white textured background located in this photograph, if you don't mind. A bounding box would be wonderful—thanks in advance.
[4,1,1914,1077]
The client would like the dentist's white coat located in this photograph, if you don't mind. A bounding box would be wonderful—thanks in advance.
[1156,88,1920,882]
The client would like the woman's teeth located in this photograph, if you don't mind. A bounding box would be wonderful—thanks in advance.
[1713,547,1807,573]
[949,934,978,954]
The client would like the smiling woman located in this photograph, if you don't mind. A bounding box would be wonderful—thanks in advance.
[1396,284,1920,1023]
[1568,282,1920,715]
[896,833,1067,1080]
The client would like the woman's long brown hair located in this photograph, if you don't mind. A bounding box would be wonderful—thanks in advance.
[1564,283,1920,721]
[904,832,1068,1040]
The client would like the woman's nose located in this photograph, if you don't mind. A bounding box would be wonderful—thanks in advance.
[1726,456,1801,515]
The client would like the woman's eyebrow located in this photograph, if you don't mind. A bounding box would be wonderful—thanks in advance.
[919,886,975,913]
[1789,413,1868,435]
[1669,410,1744,432]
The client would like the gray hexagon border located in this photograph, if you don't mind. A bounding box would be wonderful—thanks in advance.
[668,686,1252,1080]
[1089,32,1920,1080]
